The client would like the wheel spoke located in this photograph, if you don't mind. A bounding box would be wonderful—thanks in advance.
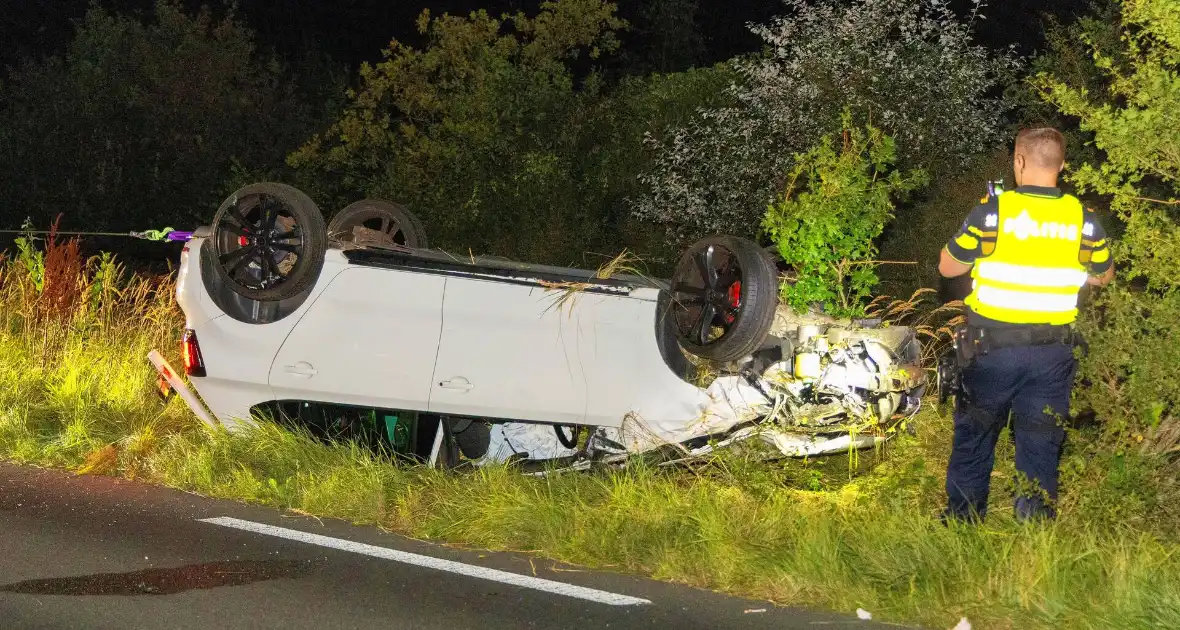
[694,304,717,345]
[379,218,392,234]
[219,246,252,266]
[260,248,280,284]
[228,246,259,277]
[271,234,301,245]
[272,228,298,240]
[695,246,719,291]
[271,242,300,254]
[228,204,252,232]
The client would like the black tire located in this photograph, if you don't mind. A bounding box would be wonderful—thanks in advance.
[453,419,491,459]
[209,182,327,302]
[328,199,429,248]
[666,235,779,363]
[654,289,696,381]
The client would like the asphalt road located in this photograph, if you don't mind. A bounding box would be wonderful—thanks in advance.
[0,462,912,630]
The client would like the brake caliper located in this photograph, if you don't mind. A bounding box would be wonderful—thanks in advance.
[724,280,742,324]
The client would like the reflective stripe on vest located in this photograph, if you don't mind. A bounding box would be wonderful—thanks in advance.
[964,190,1087,325]
[973,261,1090,290]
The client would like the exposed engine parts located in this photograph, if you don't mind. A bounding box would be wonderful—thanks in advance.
[476,309,930,470]
[757,314,926,435]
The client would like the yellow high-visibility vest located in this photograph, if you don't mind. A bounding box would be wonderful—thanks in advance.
[964,190,1089,325]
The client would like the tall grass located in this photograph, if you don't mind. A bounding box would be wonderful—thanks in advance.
[1,235,1178,629]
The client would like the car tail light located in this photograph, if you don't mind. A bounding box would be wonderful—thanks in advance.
[182,329,206,377]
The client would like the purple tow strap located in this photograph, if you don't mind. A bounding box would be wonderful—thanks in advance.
[165,231,194,242]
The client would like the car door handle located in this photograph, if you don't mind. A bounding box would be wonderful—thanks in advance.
[284,362,317,377]
[438,377,473,391]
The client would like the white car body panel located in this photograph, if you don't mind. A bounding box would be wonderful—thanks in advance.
[173,237,701,432]
[428,277,589,425]
[575,292,709,429]
[176,239,344,427]
[269,266,446,411]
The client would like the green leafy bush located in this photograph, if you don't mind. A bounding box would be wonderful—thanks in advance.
[631,0,1019,244]
[1033,0,1180,456]
[289,1,628,265]
[289,0,735,268]
[763,113,927,316]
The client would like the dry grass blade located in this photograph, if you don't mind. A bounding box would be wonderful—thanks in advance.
[539,279,595,316]
[866,290,966,369]
[76,444,120,476]
[885,302,917,318]
[36,217,85,328]
[541,249,650,317]
[589,248,647,280]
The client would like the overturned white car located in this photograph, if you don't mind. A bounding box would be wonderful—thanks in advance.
[151,182,926,469]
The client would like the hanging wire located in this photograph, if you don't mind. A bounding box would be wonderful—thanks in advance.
[0,229,138,237]
[0,228,192,242]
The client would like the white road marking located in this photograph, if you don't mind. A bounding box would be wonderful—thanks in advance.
[198,516,651,606]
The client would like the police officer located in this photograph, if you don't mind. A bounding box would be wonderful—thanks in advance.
[938,127,1114,522]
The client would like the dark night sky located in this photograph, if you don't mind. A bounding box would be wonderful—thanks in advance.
[1,1,1090,74]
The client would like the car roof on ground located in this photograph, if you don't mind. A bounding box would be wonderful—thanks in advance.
[339,243,668,292]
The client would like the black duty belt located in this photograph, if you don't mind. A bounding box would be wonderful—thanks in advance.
[968,324,1076,349]
[953,323,1078,368]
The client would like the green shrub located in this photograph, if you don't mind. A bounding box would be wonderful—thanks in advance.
[1033,0,1180,457]
[630,0,1020,244]
[762,112,927,316]
[288,1,628,265]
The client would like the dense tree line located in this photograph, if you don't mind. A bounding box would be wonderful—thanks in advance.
[0,2,339,233]
[0,0,1040,268]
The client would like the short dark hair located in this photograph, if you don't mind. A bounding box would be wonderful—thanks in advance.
[1015,127,1066,169]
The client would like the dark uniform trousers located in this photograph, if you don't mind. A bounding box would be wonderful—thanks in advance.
[944,341,1077,521]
